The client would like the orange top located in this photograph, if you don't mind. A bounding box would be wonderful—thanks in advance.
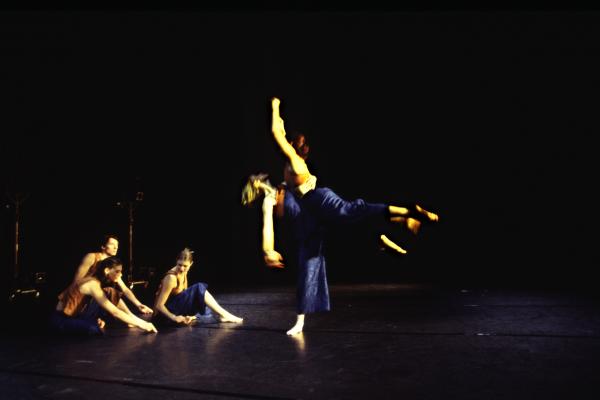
[57,276,97,317]
[86,252,104,277]
[155,269,187,298]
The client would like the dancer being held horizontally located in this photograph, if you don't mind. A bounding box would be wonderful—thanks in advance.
[241,97,438,335]
[153,248,243,326]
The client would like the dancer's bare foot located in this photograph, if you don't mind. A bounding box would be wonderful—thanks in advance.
[415,204,439,222]
[406,217,421,234]
[217,313,243,323]
[388,205,410,216]
[286,322,304,336]
[390,216,421,234]
[380,234,407,254]
[287,315,305,335]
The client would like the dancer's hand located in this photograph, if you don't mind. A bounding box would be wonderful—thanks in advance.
[137,303,153,314]
[141,321,158,333]
[264,250,285,269]
[173,315,195,325]
[272,97,281,109]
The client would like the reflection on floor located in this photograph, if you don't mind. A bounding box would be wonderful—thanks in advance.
[2,283,600,399]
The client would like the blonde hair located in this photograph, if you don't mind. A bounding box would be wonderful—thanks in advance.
[241,173,271,206]
[178,247,194,263]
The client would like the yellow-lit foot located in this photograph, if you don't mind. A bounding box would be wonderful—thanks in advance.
[286,322,304,336]
[380,234,407,254]
[406,218,421,234]
[415,204,439,222]
[218,314,243,323]
[390,216,420,233]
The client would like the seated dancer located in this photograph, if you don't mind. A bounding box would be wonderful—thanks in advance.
[50,256,158,335]
[240,97,439,335]
[73,234,153,316]
[152,248,243,326]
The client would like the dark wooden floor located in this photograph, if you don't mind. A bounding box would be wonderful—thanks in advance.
[2,283,600,399]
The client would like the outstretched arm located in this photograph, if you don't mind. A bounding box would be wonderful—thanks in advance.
[81,281,157,332]
[262,189,284,269]
[116,278,153,314]
[271,97,310,176]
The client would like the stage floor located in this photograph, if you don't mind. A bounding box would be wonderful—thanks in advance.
[2,283,600,399]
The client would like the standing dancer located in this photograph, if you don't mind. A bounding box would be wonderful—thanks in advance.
[241,97,438,335]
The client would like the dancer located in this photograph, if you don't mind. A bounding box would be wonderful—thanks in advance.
[73,234,153,316]
[271,97,437,237]
[241,97,439,335]
[153,248,243,326]
[50,256,158,335]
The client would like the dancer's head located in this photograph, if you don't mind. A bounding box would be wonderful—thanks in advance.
[289,132,309,160]
[175,247,194,273]
[93,256,123,285]
[241,173,272,206]
[100,234,119,256]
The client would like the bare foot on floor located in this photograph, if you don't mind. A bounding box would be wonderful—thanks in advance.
[217,314,243,323]
[286,323,304,336]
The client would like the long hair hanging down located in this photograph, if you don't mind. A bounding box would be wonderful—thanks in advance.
[241,173,270,206]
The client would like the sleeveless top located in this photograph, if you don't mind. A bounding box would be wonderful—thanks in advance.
[86,252,104,277]
[155,270,188,298]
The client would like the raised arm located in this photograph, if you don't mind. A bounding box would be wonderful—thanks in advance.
[116,278,153,314]
[81,281,157,332]
[153,275,195,324]
[271,97,310,176]
[261,188,284,269]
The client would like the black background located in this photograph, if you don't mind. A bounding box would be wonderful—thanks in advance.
[1,7,598,300]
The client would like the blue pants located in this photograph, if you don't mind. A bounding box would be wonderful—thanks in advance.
[284,187,388,314]
[155,282,212,325]
[49,287,122,336]
[49,300,105,336]
[302,187,389,225]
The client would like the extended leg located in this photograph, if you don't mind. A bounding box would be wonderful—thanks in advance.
[204,291,243,323]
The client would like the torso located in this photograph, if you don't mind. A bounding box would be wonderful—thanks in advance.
[284,162,310,187]
[86,252,104,277]
[56,276,98,316]
[284,162,317,197]
[158,269,187,297]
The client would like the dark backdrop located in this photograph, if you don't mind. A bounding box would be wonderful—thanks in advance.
[1,9,598,301]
